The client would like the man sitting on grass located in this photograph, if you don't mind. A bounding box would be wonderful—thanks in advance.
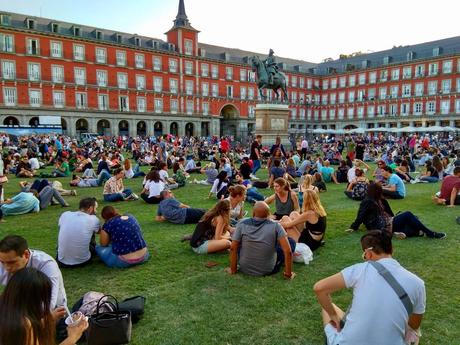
[432,166,460,207]
[381,166,406,199]
[225,201,295,279]
[156,190,206,224]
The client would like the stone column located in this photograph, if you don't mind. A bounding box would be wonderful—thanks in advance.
[129,119,136,137]
[89,117,97,133]
[194,121,201,137]
[178,121,185,137]
[67,117,76,137]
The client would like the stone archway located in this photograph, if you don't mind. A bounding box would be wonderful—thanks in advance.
[170,122,178,136]
[76,118,89,135]
[29,117,39,127]
[97,119,111,136]
[137,121,147,137]
[185,122,194,137]
[119,120,129,136]
[201,122,210,137]
[3,116,19,126]
[61,118,67,135]
[154,121,163,137]
[220,104,239,139]
[343,124,358,130]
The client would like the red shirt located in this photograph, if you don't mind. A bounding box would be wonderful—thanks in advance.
[220,139,230,153]
[440,175,460,200]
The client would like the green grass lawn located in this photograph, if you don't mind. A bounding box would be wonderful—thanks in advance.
[0,165,459,344]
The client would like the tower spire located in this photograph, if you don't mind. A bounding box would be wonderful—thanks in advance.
[174,0,191,27]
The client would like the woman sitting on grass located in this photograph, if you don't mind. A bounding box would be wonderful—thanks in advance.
[312,172,327,192]
[190,199,232,254]
[298,174,319,208]
[97,205,149,268]
[347,181,446,239]
[280,189,327,251]
[123,158,145,179]
[265,177,299,220]
[225,185,247,226]
[344,168,369,201]
[103,168,137,202]
[209,171,229,199]
[141,170,165,204]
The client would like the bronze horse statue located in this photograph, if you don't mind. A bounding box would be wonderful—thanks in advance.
[251,56,288,102]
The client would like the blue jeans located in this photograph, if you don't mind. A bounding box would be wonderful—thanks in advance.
[103,188,132,202]
[273,237,296,274]
[246,187,264,204]
[97,170,112,186]
[252,159,261,175]
[419,176,439,183]
[392,211,437,238]
[96,245,149,268]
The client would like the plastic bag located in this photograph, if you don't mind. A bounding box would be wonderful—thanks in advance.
[293,243,313,265]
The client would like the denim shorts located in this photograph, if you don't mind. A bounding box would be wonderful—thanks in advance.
[324,324,343,345]
[192,241,208,254]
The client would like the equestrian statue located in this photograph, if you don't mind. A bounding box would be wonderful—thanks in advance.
[251,49,288,102]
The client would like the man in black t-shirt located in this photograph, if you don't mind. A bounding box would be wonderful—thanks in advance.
[250,135,262,176]
[239,157,252,180]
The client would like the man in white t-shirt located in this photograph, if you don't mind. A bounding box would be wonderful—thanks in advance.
[57,197,100,268]
[300,138,309,160]
[314,230,425,345]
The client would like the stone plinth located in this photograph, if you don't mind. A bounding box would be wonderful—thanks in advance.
[255,103,290,146]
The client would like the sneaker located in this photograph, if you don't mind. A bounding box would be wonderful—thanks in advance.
[71,190,77,196]
[393,232,406,240]
[410,179,418,184]
[432,232,446,239]
[131,193,139,201]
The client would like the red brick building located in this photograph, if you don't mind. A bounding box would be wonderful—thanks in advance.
[0,0,459,139]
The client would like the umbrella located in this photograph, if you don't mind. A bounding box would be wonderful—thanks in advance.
[312,128,326,134]
[441,126,458,132]
[346,127,365,134]
[393,126,417,133]
[424,126,444,132]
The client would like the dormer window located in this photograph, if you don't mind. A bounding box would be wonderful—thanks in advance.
[0,14,11,26]
[383,56,391,65]
[26,19,35,30]
[73,26,81,37]
[433,47,441,57]
[407,51,414,61]
[51,23,59,33]
[95,30,102,40]
[134,37,141,47]
[116,34,122,43]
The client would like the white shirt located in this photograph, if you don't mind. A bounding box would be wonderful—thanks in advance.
[29,157,40,170]
[58,211,100,266]
[338,258,426,345]
[159,169,169,182]
[145,180,165,198]
[347,167,357,183]
[0,250,68,309]
[301,140,308,149]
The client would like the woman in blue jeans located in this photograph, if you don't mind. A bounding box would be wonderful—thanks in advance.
[102,168,137,202]
[96,205,149,268]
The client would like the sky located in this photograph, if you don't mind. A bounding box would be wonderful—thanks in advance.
[1,0,460,63]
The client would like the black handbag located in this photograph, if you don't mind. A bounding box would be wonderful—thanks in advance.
[118,296,146,324]
[86,295,132,345]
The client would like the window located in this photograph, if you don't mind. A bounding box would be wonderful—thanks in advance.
[136,75,145,90]
[29,89,41,107]
[293,109,299,119]
[378,105,386,116]
[368,88,376,100]
[26,38,39,55]
[227,85,234,98]
[240,86,246,99]
[75,92,87,109]
[339,76,346,88]
[184,39,193,55]
[212,83,219,97]
[135,54,145,68]
[402,66,412,79]
[240,69,247,81]
[26,18,35,29]
[357,107,364,119]
[154,77,162,92]
[404,84,413,97]
[369,72,377,84]
[330,93,336,105]
[456,100,460,113]
[357,90,365,101]
[401,103,409,115]
[248,87,254,100]
[226,67,233,80]
[74,67,86,85]
[137,97,146,112]
[441,100,450,114]
[117,73,128,89]
[379,87,387,99]
[391,68,400,80]
[3,87,16,105]
[307,78,312,89]
[51,65,64,83]
[186,100,193,114]
[328,109,335,120]
[185,61,193,75]
[428,63,438,76]
[95,47,106,63]
[73,27,81,36]
[96,70,107,87]
[367,105,375,117]
[1,60,15,79]
[169,59,178,73]
[0,34,14,52]
[53,91,65,108]
[98,94,108,110]
[322,79,328,90]
[291,91,297,103]
[414,102,422,115]
[379,70,388,82]
[358,73,366,85]
[347,107,354,119]
[154,98,163,113]
[153,57,162,71]
[202,82,209,96]
[28,63,40,81]
[348,75,356,87]
[73,44,85,61]
[338,92,345,104]
[428,81,437,95]
[0,14,11,26]
[457,78,460,92]
[415,83,424,97]
[186,80,194,95]
[329,78,336,89]
[202,102,209,115]
[427,101,435,114]
[442,79,451,94]
[390,85,398,98]
[170,99,178,113]
[119,96,129,112]
[134,37,141,47]
[338,108,344,120]
[169,78,178,94]
[50,41,62,58]
[201,63,209,77]
[116,50,126,66]
[211,65,218,79]
[442,60,452,74]
[415,64,425,77]
[95,30,102,39]
[348,91,355,103]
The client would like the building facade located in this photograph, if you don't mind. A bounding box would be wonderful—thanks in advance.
[1,0,460,139]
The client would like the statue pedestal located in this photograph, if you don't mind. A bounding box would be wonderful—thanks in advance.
[255,103,290,146]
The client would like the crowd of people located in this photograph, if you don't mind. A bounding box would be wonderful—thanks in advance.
[0,130,458,344]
